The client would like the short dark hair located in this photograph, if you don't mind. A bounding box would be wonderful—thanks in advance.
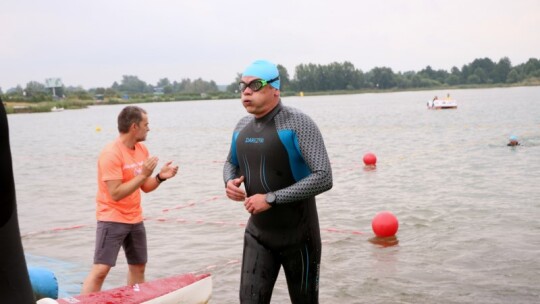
[117,106,147,133]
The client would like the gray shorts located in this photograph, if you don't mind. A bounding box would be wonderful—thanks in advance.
[93,221,147,267]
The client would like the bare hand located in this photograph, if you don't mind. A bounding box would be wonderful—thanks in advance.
[159,161,179,179]
[226,176,246,201]
[244,194,271,214]
[142,156,159,177]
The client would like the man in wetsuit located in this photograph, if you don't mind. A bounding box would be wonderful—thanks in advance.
[223,60,333,303]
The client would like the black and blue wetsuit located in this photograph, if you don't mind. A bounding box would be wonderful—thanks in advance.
[224,102,333,303]
[1,101,35,302]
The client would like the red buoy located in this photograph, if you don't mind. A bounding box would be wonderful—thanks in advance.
[363,153,377,166]
[371,211,399,237]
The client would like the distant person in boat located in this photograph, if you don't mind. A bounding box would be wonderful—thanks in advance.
[223,60,333,303]
[81,106,179,294]
[507,135,520,146]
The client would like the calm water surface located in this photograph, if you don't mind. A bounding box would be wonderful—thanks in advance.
[9,87,540,303]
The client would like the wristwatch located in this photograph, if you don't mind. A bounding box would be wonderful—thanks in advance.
[156,173,167,183]
[265,192,276,205]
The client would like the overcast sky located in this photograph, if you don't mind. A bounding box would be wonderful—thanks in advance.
[1,0,539,90]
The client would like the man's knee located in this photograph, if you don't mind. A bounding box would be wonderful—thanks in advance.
[90,264,111,281]
[128,264,146,275]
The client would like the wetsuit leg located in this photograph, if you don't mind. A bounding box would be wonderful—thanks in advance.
[281,236,321,304]
[239,232,281,304]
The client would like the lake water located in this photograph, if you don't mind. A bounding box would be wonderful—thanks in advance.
[8,86,540,303]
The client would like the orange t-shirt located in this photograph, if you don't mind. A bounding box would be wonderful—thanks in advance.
[96,138,149,223]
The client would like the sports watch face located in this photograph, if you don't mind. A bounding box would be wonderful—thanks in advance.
[266,192,276,204]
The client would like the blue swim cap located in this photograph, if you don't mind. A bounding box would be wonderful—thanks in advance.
[509,135,518,141]
[242,60,280,89]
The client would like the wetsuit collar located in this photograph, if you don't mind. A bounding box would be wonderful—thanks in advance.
[255,100,282,124]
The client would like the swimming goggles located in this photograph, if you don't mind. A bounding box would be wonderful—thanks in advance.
[239,76,279,92]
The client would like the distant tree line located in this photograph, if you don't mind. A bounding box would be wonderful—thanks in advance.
[275,57,540,92]
[106,76,219,95]
[1,75,221,103]
[2,57,539,102]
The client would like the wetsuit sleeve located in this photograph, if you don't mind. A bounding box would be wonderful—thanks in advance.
[223,142,240,185]
[275,112,333,204]
[223,116,250,185]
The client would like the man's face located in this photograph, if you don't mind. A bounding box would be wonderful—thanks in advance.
[240,76,279,118]
[134,113,149,142]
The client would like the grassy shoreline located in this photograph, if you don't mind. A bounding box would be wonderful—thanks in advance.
[3,100,95,114]
[297,80,540,97]
[4,81,539,114]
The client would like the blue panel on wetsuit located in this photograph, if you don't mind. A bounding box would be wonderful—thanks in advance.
[277,129,311,182]
[230,131,240,166]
